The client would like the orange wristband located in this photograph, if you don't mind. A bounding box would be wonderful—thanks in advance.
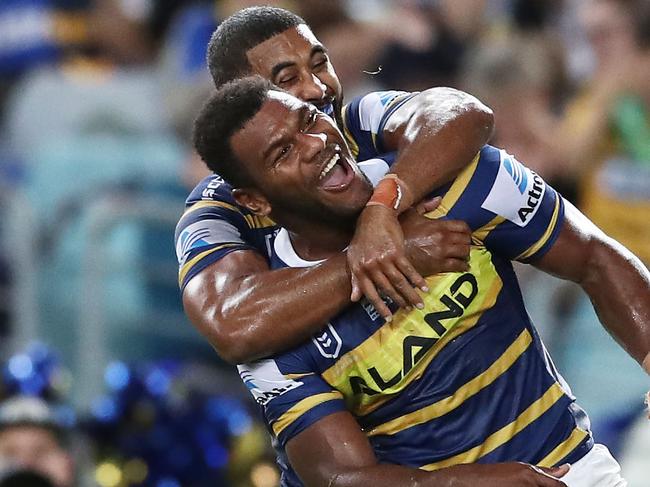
[366,174,412,213]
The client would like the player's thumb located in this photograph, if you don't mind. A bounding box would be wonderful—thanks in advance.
[415,196,441,215]
[540,463,570,478]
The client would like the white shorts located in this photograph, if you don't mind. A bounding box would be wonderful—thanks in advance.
[560,444,627,487]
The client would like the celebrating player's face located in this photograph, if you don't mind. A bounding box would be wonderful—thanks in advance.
[230,90,372,225]
[246,25,341,117]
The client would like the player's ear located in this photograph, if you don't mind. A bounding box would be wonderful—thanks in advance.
[233,188,272,216]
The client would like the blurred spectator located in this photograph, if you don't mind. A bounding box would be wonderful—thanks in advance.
[462,0,570,181]
[0,0,201,370]
[555,0,650,263]
[373,0,489,91]
[462,42,561,180]
[0,0,89,122]
[0,396,74,487]
[543,0,650,451]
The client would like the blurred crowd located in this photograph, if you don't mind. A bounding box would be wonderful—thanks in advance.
[0,0,648,485]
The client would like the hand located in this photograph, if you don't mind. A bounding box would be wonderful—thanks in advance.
[348,204,426,320]
[400,205,471,278]
[347,198,471,321]
[447,462,570,486]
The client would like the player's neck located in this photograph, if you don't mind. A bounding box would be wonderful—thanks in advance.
[286,222,352,261]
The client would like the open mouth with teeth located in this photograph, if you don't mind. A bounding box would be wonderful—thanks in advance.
[317,152,355,191]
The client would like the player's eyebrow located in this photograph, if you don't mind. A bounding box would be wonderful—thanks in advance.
[271,61,295,79]
[270,45,328,79]
[311,45,328,57]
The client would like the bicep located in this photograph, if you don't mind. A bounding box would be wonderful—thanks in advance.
[533,200,601,283]
[182,249,270,350]
[286,411,378,487]
[381,87,491,151]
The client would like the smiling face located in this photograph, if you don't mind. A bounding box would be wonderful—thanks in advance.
[230,90,372,228]
[246,25,341,117]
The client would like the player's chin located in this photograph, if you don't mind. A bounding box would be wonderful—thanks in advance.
[323,185,371,215]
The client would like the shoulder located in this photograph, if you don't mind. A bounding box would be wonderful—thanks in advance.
[185,174,236,207]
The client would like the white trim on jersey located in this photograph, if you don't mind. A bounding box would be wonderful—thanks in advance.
[273,228,325,268]
[273,157,390,268]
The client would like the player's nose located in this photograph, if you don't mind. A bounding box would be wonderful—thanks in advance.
[299,74,327,106]
[300,132,328,161]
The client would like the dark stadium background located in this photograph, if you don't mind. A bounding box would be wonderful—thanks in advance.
[0,0,647,485]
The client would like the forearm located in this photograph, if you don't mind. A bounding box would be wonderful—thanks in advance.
[325,461,563,487]
[327,464,469,487]
[537,202,650,373]
[185,252,352,364]
[387,88,493,204]
[581,235,650,372]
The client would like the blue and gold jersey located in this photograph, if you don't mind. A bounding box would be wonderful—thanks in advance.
[174,90,411,290]
[237,145,592,487]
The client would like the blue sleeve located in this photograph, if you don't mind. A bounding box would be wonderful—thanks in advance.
[429,145,565,262]
[342,91,417,161]
[174,175,277,291]
[237,357,346,448]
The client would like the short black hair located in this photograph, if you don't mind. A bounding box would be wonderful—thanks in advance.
[207,6,306,87]
[193,76,275,188]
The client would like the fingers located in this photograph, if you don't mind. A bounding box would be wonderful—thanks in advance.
[350,274,361,302]
[530,464,569,486]
[437,219,472,235]
[355,273,393,321]
[351,259,427,319]
[387,261,425,309]
[539,464,570,479]
[367,266,410,309]
[395,257,429,293]
[415,196,442,215]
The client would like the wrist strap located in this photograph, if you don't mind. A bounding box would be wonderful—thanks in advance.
[366,174,412,213]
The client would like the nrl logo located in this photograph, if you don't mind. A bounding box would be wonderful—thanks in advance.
[313,324,343,359]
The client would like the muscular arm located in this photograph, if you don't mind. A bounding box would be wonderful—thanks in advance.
[286,412,568,487]
[182,216,470,364]
[382,87,494,200]
[348,88,493,312]
[535,200,650,373]
[183,249,350,364]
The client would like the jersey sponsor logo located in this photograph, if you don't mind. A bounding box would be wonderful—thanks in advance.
[349,273,478,396]
[360,300,381,321]
[518,173,544,223]
[201,175,227,200]
[481,151,546,227]
[313,324,343,359]
[238,360,303,406]
[359,294,393,322]
[503,155,528,194]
